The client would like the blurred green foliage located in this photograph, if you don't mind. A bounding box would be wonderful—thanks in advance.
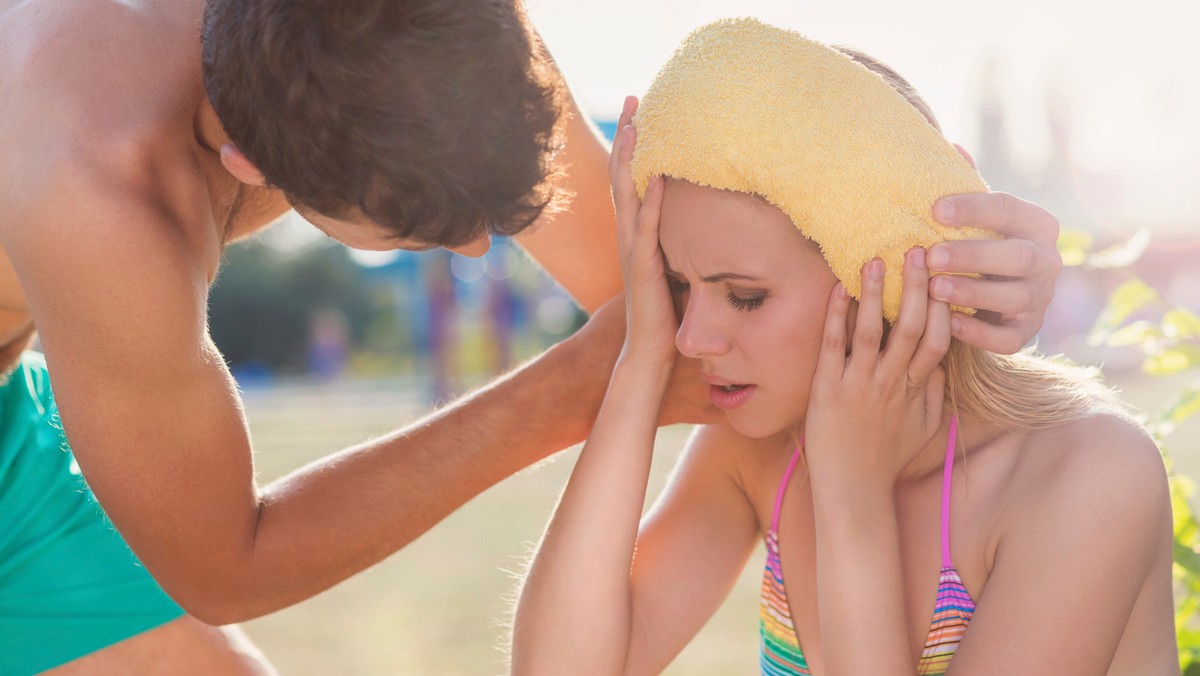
[209,241,385,373]
[1060,229,1200,671]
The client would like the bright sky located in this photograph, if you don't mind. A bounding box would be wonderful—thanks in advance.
[529,0,1200,229]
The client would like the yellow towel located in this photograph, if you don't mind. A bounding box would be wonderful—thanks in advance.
[631,18,997,323]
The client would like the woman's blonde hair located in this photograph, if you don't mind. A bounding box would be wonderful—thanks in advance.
[836,46,1117,430]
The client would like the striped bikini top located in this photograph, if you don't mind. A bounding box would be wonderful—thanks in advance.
[759,416,975,675]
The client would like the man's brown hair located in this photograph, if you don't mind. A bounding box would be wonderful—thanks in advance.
[201,0,565,246]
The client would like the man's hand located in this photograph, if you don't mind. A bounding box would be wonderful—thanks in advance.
[928,191,1062,354]
[573,295,721,428]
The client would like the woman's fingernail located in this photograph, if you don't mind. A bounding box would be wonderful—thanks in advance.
[928,246,949,270]
[935,199,956,223]
[837,282,848,297]
[950,315,963,334]
[931,277,953,300]
[869,259,884,280]
[912,248,927,269]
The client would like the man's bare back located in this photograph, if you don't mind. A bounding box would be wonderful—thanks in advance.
[0,0,288,349]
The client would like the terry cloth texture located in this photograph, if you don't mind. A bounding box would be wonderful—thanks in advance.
[631,18,998,322]
[0,352,184,675]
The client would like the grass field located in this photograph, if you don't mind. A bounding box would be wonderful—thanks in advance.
[238,369,1199,674]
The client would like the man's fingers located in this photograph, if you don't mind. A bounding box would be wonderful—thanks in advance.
[929,275,1045,318]
[933,192,1060,246]
[948,312,1032,355]
[927,238,1058,279]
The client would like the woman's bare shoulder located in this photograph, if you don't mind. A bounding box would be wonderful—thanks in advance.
[1023,404,1163,483]
[999,403,1170,545]
[681,424,795,513]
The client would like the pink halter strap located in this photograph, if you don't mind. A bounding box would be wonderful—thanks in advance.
[940,414,960,569]
[770,414,961,570]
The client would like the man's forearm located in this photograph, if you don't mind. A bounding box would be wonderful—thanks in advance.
[215,329,616,622]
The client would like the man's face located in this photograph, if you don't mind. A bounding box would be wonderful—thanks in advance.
[299,207,491,258]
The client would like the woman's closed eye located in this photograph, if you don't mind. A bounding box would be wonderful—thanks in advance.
[726,290,765,312]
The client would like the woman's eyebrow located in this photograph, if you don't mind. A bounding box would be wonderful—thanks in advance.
[699,272,762,284]
[661,261,762,284]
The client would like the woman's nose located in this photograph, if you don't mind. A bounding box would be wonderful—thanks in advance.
[675,299,729,359]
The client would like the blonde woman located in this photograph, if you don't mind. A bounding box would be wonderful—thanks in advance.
[512,20,1176,676]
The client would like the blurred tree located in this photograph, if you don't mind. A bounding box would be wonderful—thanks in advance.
[209,241,378,374]
[1060,228,1200,672]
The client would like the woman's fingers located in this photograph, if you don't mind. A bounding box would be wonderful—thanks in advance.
[881,248,930,373]
[634,175,665,260]
[607,95,638,177]
[611,125,641,250]
[923,365,946,433]
[815,283,851,384]
[909,299,951,385]
[847,259,884,377]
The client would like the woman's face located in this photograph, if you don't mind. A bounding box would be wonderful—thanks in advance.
[659,181,838,439]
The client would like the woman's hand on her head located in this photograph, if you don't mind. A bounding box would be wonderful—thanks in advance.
[609,96,678,366]
[927,191,1063,355]
[805,248,951,496]
[573,294,722,427]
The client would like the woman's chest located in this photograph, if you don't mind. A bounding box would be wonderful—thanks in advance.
[753,457,1007,674]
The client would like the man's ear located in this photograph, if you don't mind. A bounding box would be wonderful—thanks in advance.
[952,143,977,170]
[219,144,267,186]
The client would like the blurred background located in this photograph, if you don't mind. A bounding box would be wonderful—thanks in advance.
[230,0,1200,672]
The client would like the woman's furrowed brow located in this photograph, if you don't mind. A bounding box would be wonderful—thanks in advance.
[699,272,762,284]
[661,260,762,284]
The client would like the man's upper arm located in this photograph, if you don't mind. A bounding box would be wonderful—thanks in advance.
[2,177,259,605]
[514,89,622,313]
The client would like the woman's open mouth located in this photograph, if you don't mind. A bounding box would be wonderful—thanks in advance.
[709,384,756,410]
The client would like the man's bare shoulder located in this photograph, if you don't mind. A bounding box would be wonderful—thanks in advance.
[2,0,201,115]
[1,0,207,206]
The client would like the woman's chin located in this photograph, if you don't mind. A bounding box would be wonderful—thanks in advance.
[725,411,794,440]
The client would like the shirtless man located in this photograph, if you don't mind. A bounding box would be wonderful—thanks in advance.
[0,0,1065,672]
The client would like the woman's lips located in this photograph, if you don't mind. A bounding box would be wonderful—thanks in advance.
[709,383,756,410]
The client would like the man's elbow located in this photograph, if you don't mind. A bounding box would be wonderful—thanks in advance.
[160,571,271,626]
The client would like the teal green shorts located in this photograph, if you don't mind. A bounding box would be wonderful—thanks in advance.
[0,352,184,675]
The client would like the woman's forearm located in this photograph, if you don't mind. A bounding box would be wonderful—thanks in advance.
[512,354,671,675]
[812,486,915,674]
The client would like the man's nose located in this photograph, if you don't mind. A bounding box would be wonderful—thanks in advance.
[448,235,491,258]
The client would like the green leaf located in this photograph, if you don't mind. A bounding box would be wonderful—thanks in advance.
[1166,309,1200,340]
[1085,227,1151,269]
[1145,346,1200,376]
[1104,320,1162,347]
[1089,279,1161,343]
[1057,228,1094,267]
[1155,384,1200,437]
